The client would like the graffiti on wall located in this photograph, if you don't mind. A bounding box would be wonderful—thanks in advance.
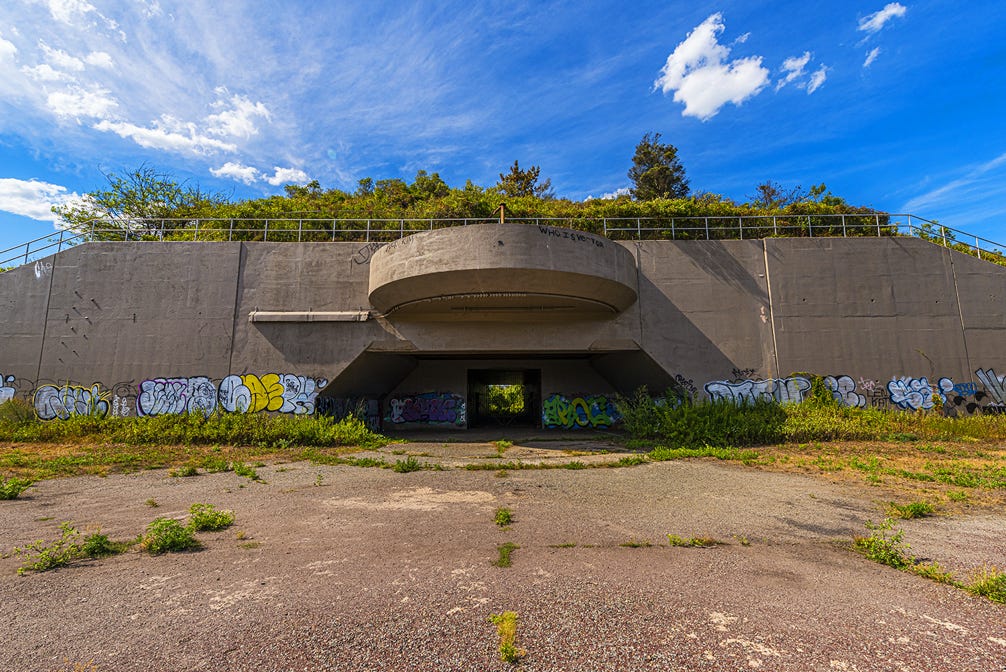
[0,375,15,404]
[886,376,935,411]
[316,396,382,431]
[34,383,110,421]
[218,374,327,415]
[542,394,620,429]
[823,375,867,408]
[12,372,327,421]
[385,393,466,426]
[704,376,812,405]
[138,377,218,417]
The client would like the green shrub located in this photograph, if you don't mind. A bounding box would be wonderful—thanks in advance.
[0,475,33,500]
[886,501,935,519]
[80,532,130,558]
[188,503,235,532]
[853,518,914,570]
[141,518,200,554]
[392,455,423,473]
[11,522,83,574]
[494,507,513,527]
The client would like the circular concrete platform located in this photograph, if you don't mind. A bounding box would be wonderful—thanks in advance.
[368,222,638,319]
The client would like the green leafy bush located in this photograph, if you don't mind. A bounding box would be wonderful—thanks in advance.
[0,475,33,500]
[853,518,914,570]
[11,522,83,574]
[188,503,235,532]
[141,518,200,555]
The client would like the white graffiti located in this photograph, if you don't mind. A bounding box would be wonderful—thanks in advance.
[34,261,52,279]
[823,375,866,408]
[138,377,218,417]
[857,377,877,394]
[975,368,1006,405]
[0,374,15,403]
[34,383,110,421]
[704,376,811,405]
[887,376,935,411]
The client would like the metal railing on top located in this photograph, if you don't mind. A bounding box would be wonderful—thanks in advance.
[2,213,1003,270]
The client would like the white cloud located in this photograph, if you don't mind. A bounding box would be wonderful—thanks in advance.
[776,51,811,91]
[205,94,271,139]
[0,178,80,222]
[23,63,72,82]
[0,35,17,62]
[93,116,238,155]
[863,47,881,67]
[265,167,309,186]
[807,65,828,94]
[903,152,1006,213]
[44,0,97,24]
[859,3,907,34]
[39,42,85,71]
[654,13,769,121]
[210,161,260,184]
[84,51,114,68]
[47,85,118,120]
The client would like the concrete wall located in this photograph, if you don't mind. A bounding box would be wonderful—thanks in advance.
[4,231,1006,421]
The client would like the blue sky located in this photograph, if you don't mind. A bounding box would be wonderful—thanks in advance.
[1,0,1004,257]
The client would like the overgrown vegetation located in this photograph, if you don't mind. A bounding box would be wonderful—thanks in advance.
[493,542,519,568]
[9,522,133,574]
[0,406,381,450]
[140,518,200,555]
[852,518,1006,604]
[886,501,935,519]
[0,475,33,499]
[188,503,235,532]
[488,611,525,665]
[494,507,514,528]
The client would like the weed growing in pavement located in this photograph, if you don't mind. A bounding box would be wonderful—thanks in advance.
[201,454,231,473]
[493,542,519,568]
[144,498,159,508]
[392,455,431,472]
[169,464,199,478]
[0,475,33,499]
[494,440,513,456]
[667,534,722,548]
[853,518,914,570]
[495,469,509,478]
[620,540,653,548]
[488,611,525,664]
[141,518,200,555]
[494,507,514,528]
[80,531,131,558]
[188,503,235,532]
[549,542,577,548]
[11,522,84,574]
[231,461,262,482]
[314,473,324,487]
[886,501,935,519]
[965,565,1006,603]
[912,560,959,585]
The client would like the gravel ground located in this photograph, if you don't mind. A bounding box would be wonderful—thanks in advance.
[2,440,1005,671]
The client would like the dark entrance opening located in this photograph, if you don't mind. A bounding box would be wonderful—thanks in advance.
[467,369,541,428]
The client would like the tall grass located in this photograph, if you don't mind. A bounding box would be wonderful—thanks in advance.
[0,402,382,449]
[617,384,1006,447]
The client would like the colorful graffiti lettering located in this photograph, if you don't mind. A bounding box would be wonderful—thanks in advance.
[823,375,866,408]
[218,373,327,415]
[541,394,620,429]
[34,383,110,421]
[385,393,466,426]
[887,376,935,411]
[137,376,218,417]
[704,376,811,405]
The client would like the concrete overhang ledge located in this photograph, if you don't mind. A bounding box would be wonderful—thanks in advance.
[367,222,638,319]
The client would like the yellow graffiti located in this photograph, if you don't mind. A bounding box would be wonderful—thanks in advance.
[241,373,285,413]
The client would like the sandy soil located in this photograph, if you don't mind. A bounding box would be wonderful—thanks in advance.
[2,438,1004,671]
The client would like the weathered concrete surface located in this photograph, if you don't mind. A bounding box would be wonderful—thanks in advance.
[1,456,1004,671]
[368,223,638,317]
[3,229,1006,415]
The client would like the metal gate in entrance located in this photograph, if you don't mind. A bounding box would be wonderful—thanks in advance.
[467,369,541,428]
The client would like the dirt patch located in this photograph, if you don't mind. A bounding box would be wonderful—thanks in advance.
[1,439,1004,671]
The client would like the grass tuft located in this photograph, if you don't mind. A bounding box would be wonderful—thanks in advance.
[493,542,519,568]
[667,534,721,548]
[494,507,514,528]
[488,611,525,665]
[188,503,235,531]
[886,501,935,519]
